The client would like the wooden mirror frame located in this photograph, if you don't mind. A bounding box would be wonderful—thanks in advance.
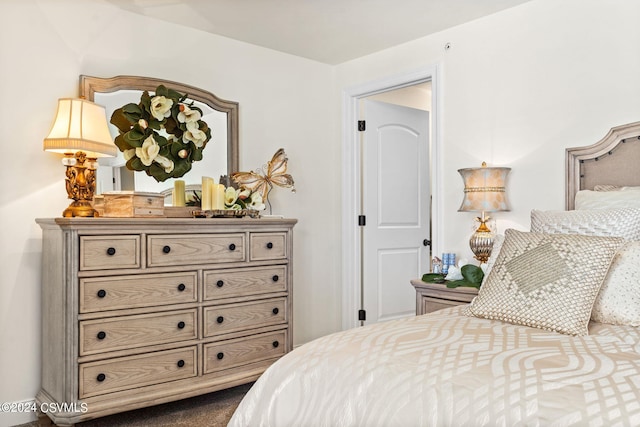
[79,75,239,178]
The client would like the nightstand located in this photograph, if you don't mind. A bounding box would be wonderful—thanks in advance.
[410,279,478,315]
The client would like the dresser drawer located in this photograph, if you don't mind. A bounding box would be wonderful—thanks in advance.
[147,234,245,267]
[79,346,197,398]
[80,272,197,313]
[203,298,286,337]
[80,235,141,271]
[250,232,287,261]
[79,309,197,356]
[204,266,287,301]
[203,331,286,374]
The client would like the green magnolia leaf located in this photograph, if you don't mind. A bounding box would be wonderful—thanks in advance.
[421,273,445,284]
[446,280,480,289]
[155,85,169,97]
[126,156,145,172]
[110,108,135,133]
[123,130,145,147]
[172,159,192,178]
[461,264,484,284]
[122,103,142,115]
[148,163,172,182]
[114,135,132,152]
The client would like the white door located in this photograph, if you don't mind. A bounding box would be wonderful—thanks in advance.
[361,100,430,325]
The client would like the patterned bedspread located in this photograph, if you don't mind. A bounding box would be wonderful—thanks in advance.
[228,306,640,426]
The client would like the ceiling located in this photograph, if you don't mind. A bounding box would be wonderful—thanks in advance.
[106,0,533,65]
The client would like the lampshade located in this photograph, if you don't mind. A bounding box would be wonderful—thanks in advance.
[458,164,511,213]
[43,98,116,157]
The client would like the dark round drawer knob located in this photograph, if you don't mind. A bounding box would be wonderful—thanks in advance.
[272,275,279,282]
[177,283,186,292]
[106,247,116,256]
[97,289,107,298]
[97,373,106,382]
[266,242,274,249]
[216,316,224,324]
[177,359,185,368]
[217,352,224,360]
[272,341,279,348]
[228,243,236,251]
[177,321,186,329]
[97,331,106,340]
[216,280,224,288]
[272,307,279,315]
[162,245,171,254]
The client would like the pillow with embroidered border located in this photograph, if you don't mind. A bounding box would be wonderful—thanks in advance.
[467,229,624,336]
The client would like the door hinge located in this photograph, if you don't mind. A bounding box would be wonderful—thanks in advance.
[358,215,366,226]
[358,120,366,131]
[358,309,366,321]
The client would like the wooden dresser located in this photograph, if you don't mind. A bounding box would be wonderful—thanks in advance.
[35,217,296,426]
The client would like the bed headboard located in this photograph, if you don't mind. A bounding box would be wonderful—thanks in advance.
[566,121,640,209]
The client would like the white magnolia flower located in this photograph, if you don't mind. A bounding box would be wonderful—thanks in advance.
[183,121,207,147]
[444,266,463,281]
[136,135,160,166]
[154,155,175,173]
[177,104,201,124]
[247,193,265,211]
[150,95,173,121]
[123,148,136,161]
[224,187,239,206]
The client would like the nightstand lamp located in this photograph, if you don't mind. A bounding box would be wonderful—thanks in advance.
[43,98,116,217]
[458,162,511,263]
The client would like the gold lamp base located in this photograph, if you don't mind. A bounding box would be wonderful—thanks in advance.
[62,151,99,218]
[469,212,495,264]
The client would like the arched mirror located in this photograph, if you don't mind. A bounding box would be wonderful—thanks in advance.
[80,75,238,197]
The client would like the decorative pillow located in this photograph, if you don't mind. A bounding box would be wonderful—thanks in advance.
[530,208,640,241]
[575,190,640,209]
[481,234,504,285]
[592,241,640,326]
[467,229,624,336]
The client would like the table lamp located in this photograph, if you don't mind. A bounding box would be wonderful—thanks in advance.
[43,98,116,217]
[458,162,511,263]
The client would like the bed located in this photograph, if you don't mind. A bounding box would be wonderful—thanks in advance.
[228,121,640,426]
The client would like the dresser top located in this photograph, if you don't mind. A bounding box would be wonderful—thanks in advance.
[36,217,297,231]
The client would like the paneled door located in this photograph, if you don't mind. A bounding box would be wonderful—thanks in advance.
[362,100,430,324]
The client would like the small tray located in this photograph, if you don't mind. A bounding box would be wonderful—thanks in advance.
[192,209,260,218]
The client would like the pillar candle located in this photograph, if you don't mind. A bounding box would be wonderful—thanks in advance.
[201,177,214,210]
[173,180,186,207]
[214,184,226,210]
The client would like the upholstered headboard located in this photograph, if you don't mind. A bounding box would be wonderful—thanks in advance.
[566,121,640,209]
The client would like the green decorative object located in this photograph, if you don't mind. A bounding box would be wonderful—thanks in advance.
[421,264,484,289]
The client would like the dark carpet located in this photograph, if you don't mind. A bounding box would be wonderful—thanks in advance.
[16,382,251,427]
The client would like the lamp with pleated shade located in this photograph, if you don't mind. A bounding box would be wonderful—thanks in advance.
[43,98,116,217]
[458,162,511,263]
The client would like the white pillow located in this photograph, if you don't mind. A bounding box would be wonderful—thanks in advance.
[481,234,504,285]
[575,190,640,209]
[592,241,640,326]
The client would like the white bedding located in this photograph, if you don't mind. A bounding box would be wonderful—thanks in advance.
[229,306,640,426]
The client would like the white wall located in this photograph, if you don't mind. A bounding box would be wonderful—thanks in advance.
[335,0,640,260]
[0,1,337,425]
[2,0,640,425]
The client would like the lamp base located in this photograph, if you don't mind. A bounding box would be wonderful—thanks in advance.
[61,151,98,218]
[469,213,494,264]
[63,200,97,218]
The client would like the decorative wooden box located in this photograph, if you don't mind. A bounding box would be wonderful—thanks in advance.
[102,191,165,217]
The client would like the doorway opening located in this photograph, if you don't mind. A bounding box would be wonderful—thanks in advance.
[341,65,442,330]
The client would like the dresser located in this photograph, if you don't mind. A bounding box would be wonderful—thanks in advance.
[35,217,296,426]
[410,279,478,315]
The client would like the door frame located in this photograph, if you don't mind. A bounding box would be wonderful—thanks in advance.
[341,64,443,330]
